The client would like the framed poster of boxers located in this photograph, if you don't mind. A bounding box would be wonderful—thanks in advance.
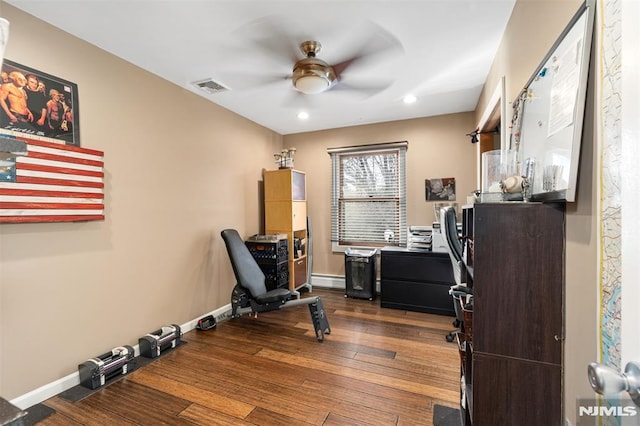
[0,59,80,147]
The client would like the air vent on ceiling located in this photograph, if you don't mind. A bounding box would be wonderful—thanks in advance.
[192,78,230,94]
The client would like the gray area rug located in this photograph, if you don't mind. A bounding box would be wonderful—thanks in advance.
[23,403,55,425]
[433,404,462,426]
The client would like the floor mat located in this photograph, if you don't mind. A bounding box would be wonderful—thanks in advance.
[23,403,55,425]
[433,404,462,426]
[59,341,186,403]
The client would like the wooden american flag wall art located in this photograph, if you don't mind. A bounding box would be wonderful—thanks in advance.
[0,136,104,223]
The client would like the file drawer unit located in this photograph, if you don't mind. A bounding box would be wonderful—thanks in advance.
[380,247,455,315]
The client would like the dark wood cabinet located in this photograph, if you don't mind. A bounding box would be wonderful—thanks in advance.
[472,353,562,424]
[380,247,455,316]
[463,202,564,426]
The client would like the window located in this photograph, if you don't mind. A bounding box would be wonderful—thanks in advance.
[329,142,407,249]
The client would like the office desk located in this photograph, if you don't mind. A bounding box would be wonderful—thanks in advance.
[379,247,455,315]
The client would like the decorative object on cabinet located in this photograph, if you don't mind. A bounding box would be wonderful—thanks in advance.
[1,59,81,146]
[273,147,296,169]
[264,168,310,292]
[499,175,526,202]
[0,136,104,224]
[499,175,525,194]
[480,149,518,202]
[221,229,330,341]
[460,202,564,425]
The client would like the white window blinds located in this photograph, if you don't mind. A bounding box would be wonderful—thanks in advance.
[329,142,407,247]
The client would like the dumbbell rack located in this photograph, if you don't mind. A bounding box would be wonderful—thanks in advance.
[245,237,289,291]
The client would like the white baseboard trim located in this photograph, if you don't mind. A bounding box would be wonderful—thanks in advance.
[11,273,377,409]
[311,273,380,293]
[10,371,80,411]
[10,304,232,410]
[310,273,346,290]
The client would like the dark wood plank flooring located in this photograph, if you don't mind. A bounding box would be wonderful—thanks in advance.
[36,288,461,425]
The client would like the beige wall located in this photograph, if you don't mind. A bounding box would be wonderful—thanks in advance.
[1,2,599,420]
[0,4,477,402]
[285,113,476,276]
[0,4,283,399]
[476,0,584,126]
[476,1,597,424]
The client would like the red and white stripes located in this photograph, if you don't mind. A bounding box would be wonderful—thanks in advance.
[0,138,104,223]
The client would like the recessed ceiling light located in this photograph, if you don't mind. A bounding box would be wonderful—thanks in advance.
[403,94,417,104]
[297,111,309,120]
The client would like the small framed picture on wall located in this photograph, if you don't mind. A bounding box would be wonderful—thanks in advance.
[426,177,456,201]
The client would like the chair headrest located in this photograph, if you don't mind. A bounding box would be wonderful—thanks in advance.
[441,207,463,261]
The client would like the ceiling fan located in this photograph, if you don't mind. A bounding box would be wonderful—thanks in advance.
[225,18,403,99]
[291,40,337,95]
[289,37,402,97]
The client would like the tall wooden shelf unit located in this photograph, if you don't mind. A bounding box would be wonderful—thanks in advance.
[461,202,564,426]
[264,169,309,291]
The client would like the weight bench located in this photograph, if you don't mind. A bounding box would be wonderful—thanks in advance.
[220,229,331,341]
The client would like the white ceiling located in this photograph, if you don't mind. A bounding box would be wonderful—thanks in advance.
[5,0,516,135]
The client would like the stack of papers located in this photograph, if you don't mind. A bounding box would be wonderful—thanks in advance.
[407,226,433,250]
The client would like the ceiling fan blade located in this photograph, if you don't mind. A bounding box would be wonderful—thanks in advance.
[332,58,359,78]
[201,69,290,93]
[281,89,319,109]
[331,21,404,78]
[236,15,301,65]
[330,79,394,98]
[233,73,291,91]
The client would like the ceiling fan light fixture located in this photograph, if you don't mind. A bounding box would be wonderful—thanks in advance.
[292,41,336,95]
[294,74,331,94]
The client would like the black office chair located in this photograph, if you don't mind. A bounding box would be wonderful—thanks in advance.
[440,206,472,342]
[220,229,331,341]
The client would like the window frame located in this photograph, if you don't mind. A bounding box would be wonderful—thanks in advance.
[329,141,408,252]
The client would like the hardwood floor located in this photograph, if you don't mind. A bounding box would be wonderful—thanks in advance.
[36,288,461,425]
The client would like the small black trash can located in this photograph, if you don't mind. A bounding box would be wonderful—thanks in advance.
[345,248,377,300]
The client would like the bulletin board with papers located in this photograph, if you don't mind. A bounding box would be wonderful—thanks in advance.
[512,1,595,202]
